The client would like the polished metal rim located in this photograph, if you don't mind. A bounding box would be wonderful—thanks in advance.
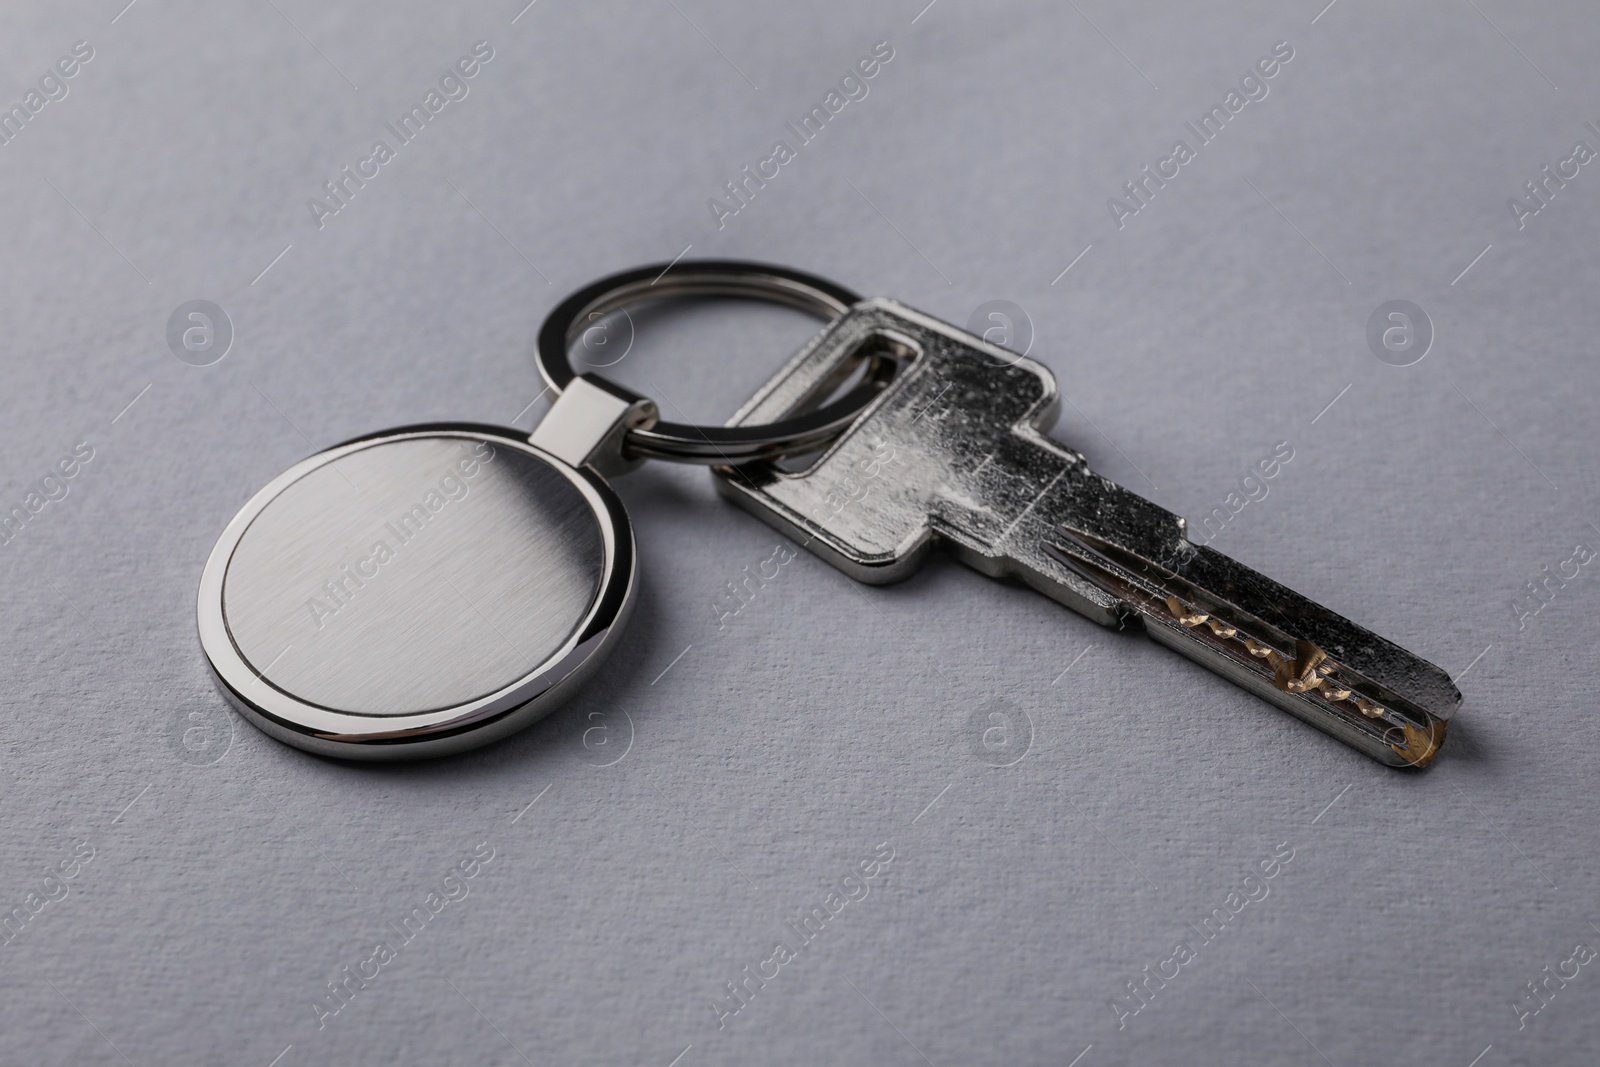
[196,427,636,760]
[536,260,880,464]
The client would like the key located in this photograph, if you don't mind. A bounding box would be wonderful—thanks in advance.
[714,299,1459,768]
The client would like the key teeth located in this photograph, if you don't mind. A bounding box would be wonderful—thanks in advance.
[1164,595,1208,628]
[1158,590,1423,735]
[1205,618,1237,639]
[1163,594,1241,639]
[1047,525,1450,768]
[1393,719,1447,769]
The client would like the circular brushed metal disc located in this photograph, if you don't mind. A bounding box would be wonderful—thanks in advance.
[197,428,635,759]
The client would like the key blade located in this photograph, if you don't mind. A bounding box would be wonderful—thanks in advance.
[1044,524,1457,769]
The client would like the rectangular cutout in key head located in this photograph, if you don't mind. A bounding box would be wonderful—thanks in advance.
[768,331,916,475]
[723,304,918,434]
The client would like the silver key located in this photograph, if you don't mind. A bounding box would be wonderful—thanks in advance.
[715,299,1459,768]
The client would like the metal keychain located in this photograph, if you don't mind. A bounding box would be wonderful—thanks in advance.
[201,260,1458,767]
[198,262,892,759]
[712,293,1460,768]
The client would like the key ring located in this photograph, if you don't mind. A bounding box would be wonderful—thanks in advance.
[536,260,875,464]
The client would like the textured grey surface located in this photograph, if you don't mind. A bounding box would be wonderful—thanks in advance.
[0,1,1597,1064]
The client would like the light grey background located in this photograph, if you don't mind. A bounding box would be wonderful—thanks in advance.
[0,1,1595,1064]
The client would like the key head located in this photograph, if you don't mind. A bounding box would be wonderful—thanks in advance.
[718,299,1143,623]
[197,427,636,759]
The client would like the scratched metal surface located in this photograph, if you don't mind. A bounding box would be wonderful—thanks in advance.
[0,1,1596,1065]
[713,300,1459,766]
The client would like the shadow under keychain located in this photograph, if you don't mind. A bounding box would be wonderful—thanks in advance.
[200,260,1459,767]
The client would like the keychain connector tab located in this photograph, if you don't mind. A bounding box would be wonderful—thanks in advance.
[530,374,658,477]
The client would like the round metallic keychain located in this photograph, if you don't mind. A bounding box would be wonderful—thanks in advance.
[198,261,876,759]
